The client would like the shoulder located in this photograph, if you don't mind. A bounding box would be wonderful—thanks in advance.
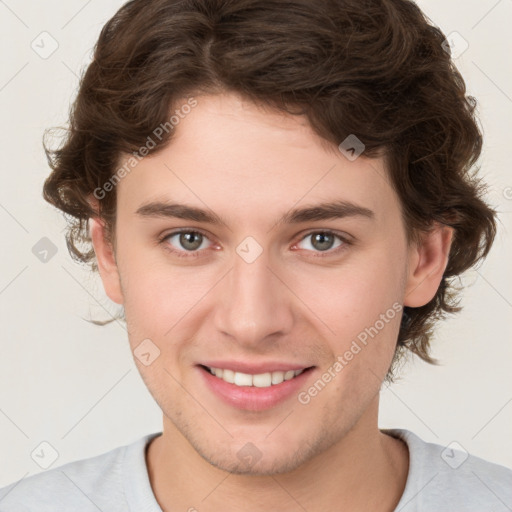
[0,433,160,512]
[384,428,512,512]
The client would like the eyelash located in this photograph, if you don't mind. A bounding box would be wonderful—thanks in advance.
[158,228,213,259]
[158,228,352,259]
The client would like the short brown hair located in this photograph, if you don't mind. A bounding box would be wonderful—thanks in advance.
[42,0,497,381]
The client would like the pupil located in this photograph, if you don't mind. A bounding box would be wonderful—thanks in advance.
[180,232,202,250]
[313,233,333,251]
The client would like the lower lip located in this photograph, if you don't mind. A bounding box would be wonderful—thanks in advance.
[198,366,314,412]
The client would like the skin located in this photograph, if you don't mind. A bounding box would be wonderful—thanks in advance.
[89,92,453,511]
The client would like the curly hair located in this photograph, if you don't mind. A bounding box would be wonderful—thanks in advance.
[42,0,496,381]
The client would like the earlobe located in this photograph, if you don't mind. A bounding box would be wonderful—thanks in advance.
[404,224,454,308]
[89,216,124,305]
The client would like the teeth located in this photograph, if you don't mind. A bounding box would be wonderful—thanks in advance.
[234,372,253,386]
[207,366,305,388]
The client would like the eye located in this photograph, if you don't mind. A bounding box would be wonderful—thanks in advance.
[160,229,213,257]
[158,228,351,259]
[294,231,349,255]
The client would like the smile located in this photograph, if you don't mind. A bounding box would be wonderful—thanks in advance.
[203,365,306,388]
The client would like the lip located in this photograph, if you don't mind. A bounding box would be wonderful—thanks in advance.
[199,360,311,374]
[197,364,315,411]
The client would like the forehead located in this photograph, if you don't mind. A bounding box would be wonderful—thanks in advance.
[116,93,398,228]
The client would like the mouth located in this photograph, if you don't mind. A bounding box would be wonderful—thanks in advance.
[196,359,317,411]
[199,364,313,388]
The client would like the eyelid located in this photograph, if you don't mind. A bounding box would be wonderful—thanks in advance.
[158,228,352,258]
[158,227,216,258]
[292,229,352,256]
[160,226,213,240]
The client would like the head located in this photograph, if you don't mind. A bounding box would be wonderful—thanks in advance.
[43,0,496,474]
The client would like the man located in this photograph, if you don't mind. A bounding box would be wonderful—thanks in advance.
[1,0,510,510]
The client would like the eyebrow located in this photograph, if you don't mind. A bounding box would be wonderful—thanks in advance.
[135,199,375,227]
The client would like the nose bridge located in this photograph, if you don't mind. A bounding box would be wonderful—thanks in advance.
[214,246,293,344]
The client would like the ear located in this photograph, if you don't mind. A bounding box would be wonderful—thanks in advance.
[88,208,124,305]
[404,223,454,307]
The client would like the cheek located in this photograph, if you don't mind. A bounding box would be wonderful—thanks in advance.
[118,251,214,344]
[117,228,407,355]
[292,250,406,338]
[289,249,406,388]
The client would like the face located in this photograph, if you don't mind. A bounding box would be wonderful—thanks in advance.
[91,92,450,476]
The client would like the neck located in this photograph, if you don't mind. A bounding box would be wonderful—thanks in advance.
[146,397,409,512]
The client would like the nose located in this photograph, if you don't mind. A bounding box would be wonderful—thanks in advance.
[213,246,294,347]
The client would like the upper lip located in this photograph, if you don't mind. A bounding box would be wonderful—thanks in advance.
[199,360,314,374]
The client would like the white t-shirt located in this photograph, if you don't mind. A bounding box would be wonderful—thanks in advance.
[1,428,511,511]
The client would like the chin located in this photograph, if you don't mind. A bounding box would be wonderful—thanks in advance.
[188,432,329,477]
[202,449,308,476]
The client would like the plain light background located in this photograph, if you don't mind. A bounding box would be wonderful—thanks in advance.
[0,0,511,488]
